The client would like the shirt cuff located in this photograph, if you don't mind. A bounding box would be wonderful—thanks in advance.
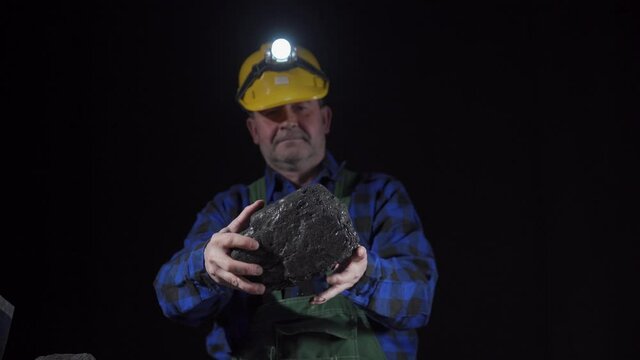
[188,241,223,290]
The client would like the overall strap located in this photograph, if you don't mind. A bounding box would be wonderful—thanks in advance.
[248,176,267,203]
[334,168,358,208]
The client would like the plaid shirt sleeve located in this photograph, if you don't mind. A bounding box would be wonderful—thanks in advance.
[153,186,247,326]
[343,173,438,330]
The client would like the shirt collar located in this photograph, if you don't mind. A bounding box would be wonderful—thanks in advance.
[263,151,344,202]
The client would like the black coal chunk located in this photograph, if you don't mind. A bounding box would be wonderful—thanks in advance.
[230,183,360,291]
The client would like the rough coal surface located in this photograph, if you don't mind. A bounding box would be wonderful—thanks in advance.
[231,183,359,291]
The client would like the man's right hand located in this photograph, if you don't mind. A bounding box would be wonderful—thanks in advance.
[204,200,266,295]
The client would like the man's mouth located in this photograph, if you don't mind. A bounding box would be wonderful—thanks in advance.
[278,137,304,143]
[274,132,308,145]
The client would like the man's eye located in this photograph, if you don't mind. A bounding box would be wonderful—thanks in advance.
[261,109,279,117]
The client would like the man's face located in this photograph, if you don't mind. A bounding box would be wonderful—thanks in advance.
[246,100,332,173]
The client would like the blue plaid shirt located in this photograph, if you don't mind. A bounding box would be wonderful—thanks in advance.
[154,152,438,359]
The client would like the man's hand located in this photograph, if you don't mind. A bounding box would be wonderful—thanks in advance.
[204,200,266,295]
[310,245,367,304]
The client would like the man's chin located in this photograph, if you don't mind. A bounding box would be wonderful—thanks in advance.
[277,153,306,165]
[274,149,317,166]
[275,144,309,159]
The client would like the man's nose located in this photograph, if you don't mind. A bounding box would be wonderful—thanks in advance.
[279,106,299,128]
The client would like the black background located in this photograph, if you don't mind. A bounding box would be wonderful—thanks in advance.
[2,0,638,359]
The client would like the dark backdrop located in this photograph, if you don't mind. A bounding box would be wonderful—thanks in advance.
[3,0,638,359]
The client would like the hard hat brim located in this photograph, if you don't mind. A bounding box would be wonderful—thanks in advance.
[238,69,329,112]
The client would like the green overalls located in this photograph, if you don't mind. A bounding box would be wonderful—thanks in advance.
[234,169,385,359]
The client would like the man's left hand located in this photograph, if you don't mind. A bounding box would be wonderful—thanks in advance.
[310,245,367,304]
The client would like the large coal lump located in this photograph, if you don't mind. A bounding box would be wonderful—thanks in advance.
[230,183,360,291]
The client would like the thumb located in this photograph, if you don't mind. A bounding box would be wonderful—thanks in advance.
[354,246,367,261]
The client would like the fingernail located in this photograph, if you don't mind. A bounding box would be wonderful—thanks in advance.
[311,297,326,304]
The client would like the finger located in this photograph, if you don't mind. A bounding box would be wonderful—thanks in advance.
[326,262,339,274]
[341,246,367,270]
[211,268,266,295]
[332,246,365,273]
[234,275,266,295]
[227,200,265,233]
[219,233,261,251]
[326,271,346,285]
[217,256,263,277]
[310,284,348,305]
[326,268,362,286]
[209,235,262,275]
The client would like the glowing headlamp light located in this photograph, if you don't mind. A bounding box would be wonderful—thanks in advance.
[267,38,296,63]
[236,38,328,103]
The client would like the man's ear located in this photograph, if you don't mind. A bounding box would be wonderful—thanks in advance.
[246,116,259,144]
[321,105,332,134]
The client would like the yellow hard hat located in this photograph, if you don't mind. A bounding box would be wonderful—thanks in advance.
[236,39,329,111]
